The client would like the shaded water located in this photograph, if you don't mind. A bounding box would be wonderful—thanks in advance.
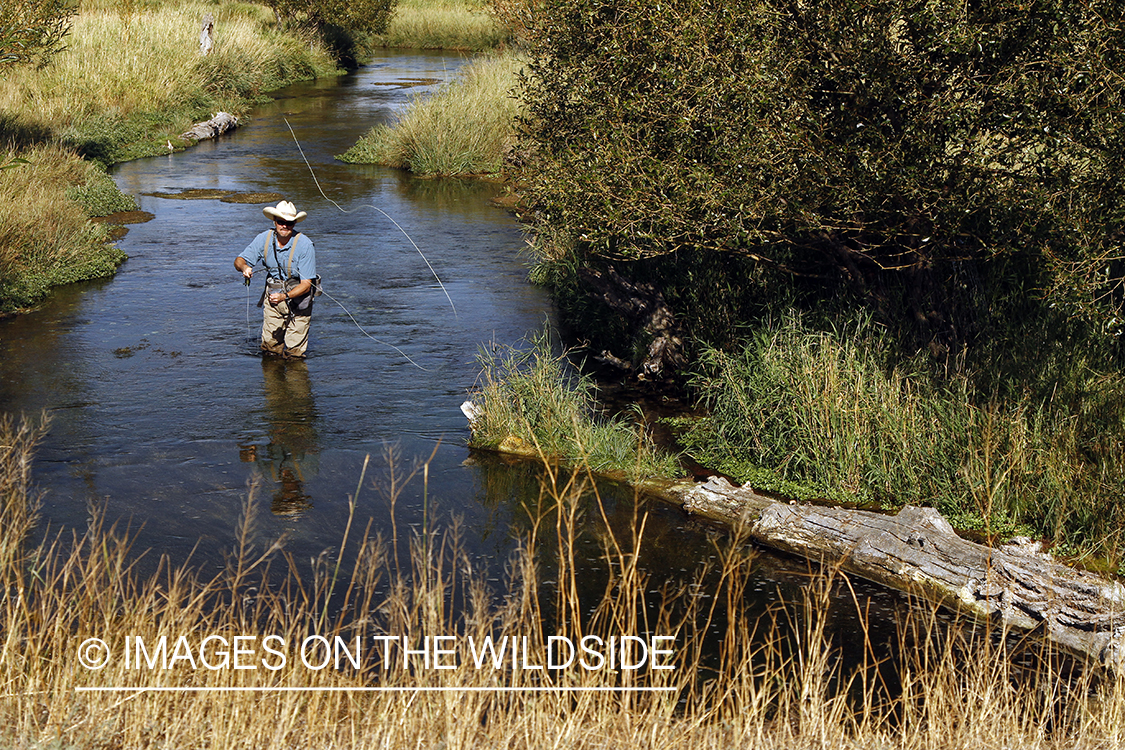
[0,52,917,669]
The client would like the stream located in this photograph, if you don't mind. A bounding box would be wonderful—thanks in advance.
[0,51,917,674]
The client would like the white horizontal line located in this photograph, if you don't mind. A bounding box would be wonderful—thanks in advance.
[76,686,677,693]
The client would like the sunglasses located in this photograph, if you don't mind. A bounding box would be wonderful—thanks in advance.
[274,219,295,227]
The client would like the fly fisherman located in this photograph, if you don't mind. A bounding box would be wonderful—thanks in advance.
[235,200,318,358]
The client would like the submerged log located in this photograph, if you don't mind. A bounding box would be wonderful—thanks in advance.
[181,112,238,142]
[676,476,1125,667]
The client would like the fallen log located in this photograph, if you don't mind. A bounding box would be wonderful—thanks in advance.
[464,400,1125,666]
[672,476,1125,667]
[181,112,238,142]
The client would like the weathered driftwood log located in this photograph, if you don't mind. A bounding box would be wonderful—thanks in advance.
[675,476,1125,667]
[181,112,238,142]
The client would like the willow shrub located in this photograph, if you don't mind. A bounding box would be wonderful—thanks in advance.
[676,315,1125,564]
[517,0,1125,358]
[338,51,522,176]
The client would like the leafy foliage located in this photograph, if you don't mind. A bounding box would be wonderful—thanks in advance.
[518,0,1125,345]
[0,0,75,68]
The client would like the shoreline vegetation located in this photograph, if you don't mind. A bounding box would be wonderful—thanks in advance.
[0,0,502,315]
[0,0,341,313]
[6,415,1125,748]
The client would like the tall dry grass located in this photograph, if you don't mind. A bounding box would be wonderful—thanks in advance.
[4,414,1125,748]
[339,50,522,175]
[0,144,126,310]
[378,0,507,50]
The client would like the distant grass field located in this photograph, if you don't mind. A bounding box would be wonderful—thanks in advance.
[377,0,507,50]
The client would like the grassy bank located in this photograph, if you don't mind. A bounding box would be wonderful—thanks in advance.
[673,314,1125,569]
[0,145,130,310]
[4,416,1125,748]
[376,0,507,51]
[338,50,522,176]
[0,0,340,313]
[465,329,681,479]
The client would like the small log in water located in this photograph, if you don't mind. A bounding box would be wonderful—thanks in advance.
[667,476,1125,666]
[181,112,238,142]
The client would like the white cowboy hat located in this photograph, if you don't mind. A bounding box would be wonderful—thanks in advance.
[263,200,307,224]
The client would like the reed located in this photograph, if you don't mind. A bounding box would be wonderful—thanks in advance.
[338,50,522,176]
[465,327,681,480]
[3,413,1124,748]
[377,0,507,51]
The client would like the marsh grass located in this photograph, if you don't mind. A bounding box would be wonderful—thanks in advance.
[3,414,1125,748]
[676,314,1125,565]
[465,328,681,480]
[377,0,507,51]
[338,51,522,176]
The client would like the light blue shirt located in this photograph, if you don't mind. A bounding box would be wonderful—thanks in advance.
[239,230,316,282]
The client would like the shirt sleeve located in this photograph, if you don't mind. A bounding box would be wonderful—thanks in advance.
[295,235,316,280]
[238,231,269,267]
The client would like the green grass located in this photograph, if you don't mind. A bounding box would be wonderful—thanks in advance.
[0,145,127,311]
[465,327,682,480]
[338,51,522,176]
[673,313,1125,567]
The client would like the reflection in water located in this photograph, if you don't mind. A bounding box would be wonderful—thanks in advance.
[239,357,319,517]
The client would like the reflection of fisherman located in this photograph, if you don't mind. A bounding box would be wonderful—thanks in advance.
[234,200,317,358]
[239,357,319,517]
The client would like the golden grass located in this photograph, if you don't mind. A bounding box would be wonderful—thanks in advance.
[4,414,1125,748]
[0,2,336,133]
[340,50,523,175]
[379,0,507,50]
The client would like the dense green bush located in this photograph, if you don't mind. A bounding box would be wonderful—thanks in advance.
[518,0,1125,353]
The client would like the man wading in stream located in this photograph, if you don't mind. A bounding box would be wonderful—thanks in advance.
[234,200,318,358]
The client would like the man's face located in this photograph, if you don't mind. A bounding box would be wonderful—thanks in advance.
[274,219,295,242]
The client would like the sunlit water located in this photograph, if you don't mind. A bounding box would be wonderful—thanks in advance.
[0,51,918,672]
